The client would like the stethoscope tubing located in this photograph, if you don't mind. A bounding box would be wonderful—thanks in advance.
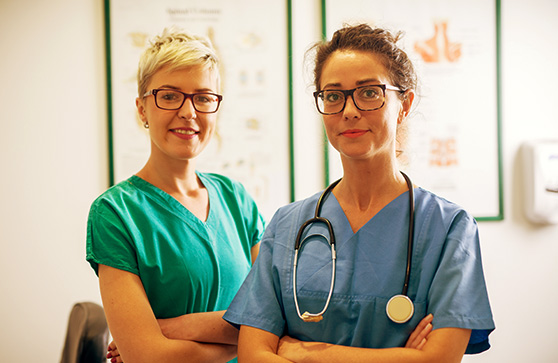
[293,172,415,323]
[401,171,415,297]
[293,180,340,322]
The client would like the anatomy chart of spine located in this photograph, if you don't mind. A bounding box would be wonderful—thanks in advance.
[107,0,290,220]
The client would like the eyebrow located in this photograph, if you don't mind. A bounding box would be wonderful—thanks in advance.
[157,84,216,93]
[321,78,383,90]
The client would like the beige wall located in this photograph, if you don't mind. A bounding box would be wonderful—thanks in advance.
[0,0,557,361]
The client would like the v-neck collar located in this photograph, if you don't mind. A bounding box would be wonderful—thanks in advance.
[323,190,412,248]
[128,172,214,227]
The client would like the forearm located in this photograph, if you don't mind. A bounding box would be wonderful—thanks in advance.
[158,310,238,345]
[137,338,236,363]
[238,326,293,363]
[239,351,293,363]
[99,265,236,363]
[280,341,427,363]
[277,328,471,363]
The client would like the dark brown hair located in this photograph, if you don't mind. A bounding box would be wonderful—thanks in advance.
[311,24,417,98]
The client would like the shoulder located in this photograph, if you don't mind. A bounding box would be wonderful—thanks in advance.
[197,172,248,195]
[265,192,321,233]
[414,187,476,228]
[198,172,265,224]
[90,177,141,212]
[88,176,162,227]
[414,188,480,255]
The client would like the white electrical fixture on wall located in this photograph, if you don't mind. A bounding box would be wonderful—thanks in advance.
[521,140,558,224]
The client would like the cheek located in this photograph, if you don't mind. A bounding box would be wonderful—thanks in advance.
[322,115,337,132]
[202,116,218,135]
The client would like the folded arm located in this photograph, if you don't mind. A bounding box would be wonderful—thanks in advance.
[157,310,238,344]
[156,242,261,344]
[238,315,469,363]
[99,264,236,363]
[276,327,470,363]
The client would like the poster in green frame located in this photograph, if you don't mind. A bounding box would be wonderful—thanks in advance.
[322,0,503,221]
[104,0,294,220]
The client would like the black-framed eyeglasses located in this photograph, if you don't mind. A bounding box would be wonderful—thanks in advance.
[143,89,223,113]
[313,84,402,115]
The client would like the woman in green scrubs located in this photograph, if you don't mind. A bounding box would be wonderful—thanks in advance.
[86,28,264,363]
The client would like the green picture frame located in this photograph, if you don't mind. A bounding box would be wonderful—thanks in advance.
[321,0,503,221]
[103,0,295,220]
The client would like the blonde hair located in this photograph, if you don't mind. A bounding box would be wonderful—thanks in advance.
[137,27,220,98]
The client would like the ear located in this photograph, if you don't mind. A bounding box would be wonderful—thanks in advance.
[398,90,415,124]
[136,97,147,123]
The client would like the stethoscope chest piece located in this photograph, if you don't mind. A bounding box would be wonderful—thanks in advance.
[386,294,414,324]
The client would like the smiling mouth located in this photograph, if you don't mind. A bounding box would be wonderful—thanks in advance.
[172,129,198,135]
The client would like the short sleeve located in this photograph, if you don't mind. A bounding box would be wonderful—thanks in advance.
[427,211,495,354]
[86,198,139,276]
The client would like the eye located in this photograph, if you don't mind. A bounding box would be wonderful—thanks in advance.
[194,94,214,103]
[159,90,181,101]
[358,86,381,100]
[323,91,344,104]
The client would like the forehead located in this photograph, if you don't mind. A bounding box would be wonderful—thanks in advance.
[149,64,220,91]
[320,50,390,89]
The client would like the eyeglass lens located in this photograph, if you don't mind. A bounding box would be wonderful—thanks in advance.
[317,85,385,114]
[155,90,220,112]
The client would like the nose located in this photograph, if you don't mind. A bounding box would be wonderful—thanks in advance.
[177,97,196,119]
[342,95,361,119]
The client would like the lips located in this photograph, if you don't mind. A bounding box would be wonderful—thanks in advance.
[171,128,199,139]
[172,128,197,135]
[341,129,368,138]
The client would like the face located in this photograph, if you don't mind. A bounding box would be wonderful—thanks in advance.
[319,50,413,163]
[136,65,220,163]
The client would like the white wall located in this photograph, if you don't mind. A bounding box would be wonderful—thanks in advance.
[0,0,556,362]
[0,0,107,361]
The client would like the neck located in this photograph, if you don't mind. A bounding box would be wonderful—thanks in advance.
[334,156,407,211]
[136,153,201,196]
[136,150,210,222]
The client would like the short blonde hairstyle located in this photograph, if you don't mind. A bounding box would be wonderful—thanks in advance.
[137,27,220,98]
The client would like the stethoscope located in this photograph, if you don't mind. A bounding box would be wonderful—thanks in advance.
[293,171,415,324]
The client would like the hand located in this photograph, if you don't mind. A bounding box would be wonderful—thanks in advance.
[405,313,433,350]
[106,340,123,363]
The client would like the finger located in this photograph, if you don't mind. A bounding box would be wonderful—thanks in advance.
[107,346,121,361]
[417,313,433,330]
[405,314,433,348]
[415,323,433,345]
[108,347,120,357]
[416,338,427,350]
[407,322,432,349]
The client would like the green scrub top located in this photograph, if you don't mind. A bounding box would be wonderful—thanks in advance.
[86,172,265,318]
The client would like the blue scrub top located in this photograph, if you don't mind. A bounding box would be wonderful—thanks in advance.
[224,187,495,354]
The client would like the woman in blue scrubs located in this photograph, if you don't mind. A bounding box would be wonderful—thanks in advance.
[86,28,264,363]
[224,24,494,362]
